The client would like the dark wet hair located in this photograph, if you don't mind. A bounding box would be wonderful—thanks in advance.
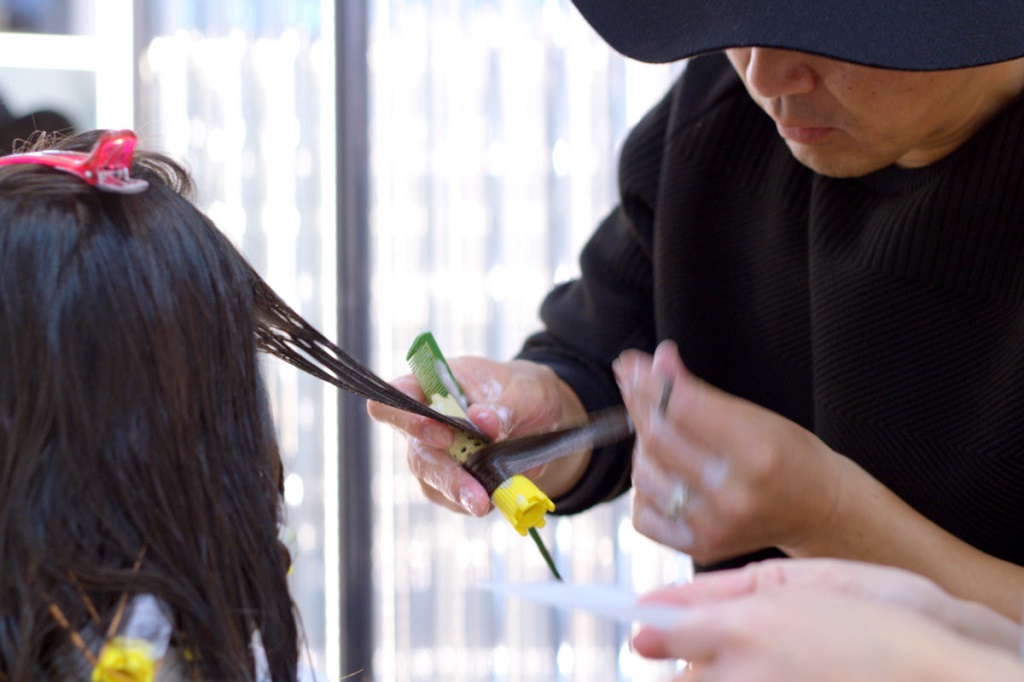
[0,131,298,680]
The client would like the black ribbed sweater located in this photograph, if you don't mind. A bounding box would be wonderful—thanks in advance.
[519,53,1024,570]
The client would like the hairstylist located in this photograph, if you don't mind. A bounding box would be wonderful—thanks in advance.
[369,1,1024,620]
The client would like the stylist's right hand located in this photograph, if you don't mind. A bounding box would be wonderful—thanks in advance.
[615,340,844,562]
[367,356,589,516]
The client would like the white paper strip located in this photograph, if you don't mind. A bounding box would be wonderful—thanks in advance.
[482,581,690,630]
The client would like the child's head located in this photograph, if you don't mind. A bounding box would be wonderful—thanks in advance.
[0,131,298,680]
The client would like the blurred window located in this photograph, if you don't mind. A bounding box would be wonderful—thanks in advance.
[368,2,688,680]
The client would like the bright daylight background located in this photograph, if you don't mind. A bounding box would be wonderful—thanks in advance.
[367,3,688,681]
[0,1,688,679]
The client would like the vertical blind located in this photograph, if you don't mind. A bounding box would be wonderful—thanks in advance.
[136,2,337,676]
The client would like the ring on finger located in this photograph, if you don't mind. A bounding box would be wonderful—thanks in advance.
[657,380,673,416]
[665,479,690,521]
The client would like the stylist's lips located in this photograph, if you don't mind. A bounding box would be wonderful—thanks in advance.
[778,123,834,143]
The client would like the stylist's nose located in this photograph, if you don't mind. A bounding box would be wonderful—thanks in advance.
[744,47,816,99]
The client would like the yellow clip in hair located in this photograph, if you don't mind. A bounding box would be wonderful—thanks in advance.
[92,638,156,682]
[92,584,171,682]
[491,474,556,536]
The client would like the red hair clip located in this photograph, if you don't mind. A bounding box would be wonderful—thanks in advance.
[0,129,149,194]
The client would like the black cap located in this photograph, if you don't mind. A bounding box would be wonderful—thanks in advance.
[569,0,1024,70]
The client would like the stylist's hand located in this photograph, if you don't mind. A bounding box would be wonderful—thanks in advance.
[614,340,844,562]
[633,558,1023,657]
[367,356,588,516]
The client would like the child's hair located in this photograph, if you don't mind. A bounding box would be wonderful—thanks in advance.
[0,131,299,680]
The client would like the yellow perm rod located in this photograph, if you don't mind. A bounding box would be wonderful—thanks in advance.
[406,332,556,536]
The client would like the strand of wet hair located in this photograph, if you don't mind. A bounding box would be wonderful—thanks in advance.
[251,273,488,438]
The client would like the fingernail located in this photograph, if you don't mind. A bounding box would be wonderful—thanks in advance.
[489,405,512,439]
[459,486,483,516]
[613,359,632,398]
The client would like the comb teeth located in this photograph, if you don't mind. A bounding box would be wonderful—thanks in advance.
[406,331,489,463]
[406,332,470,416]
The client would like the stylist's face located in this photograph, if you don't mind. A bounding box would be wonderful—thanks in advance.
[725,48,1024,177]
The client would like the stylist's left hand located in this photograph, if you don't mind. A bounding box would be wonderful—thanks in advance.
[613,340,843,563]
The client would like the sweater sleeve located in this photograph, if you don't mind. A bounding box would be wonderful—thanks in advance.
[515,77,672,513]
[516,55,744,514]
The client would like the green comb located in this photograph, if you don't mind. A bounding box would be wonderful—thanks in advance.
[406,332,488,462]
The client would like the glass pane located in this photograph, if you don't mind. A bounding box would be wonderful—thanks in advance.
[0,0,81,34]
[369,1,689,680]
[136,2,337,677]
[0,0,133,139]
